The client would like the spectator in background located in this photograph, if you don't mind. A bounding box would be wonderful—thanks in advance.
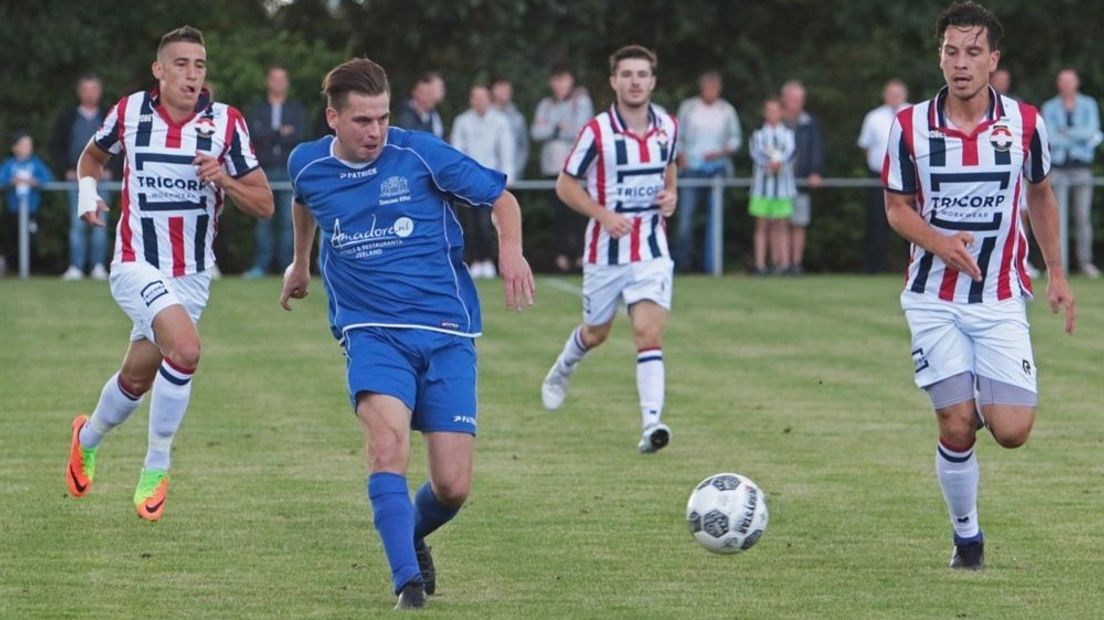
[780,80,824,275]
[50,74,112,281]
[244,66,306,279]
[490,76,529,181]
[1,132,54,275]
[1042,68,1103,278]
[749,99,796,275]
[451,84,516,278]
[396,72,445,138]
[675,70,741,273]
[531,64,593,272]
[857,79,909,274]
[990,67,1012,98]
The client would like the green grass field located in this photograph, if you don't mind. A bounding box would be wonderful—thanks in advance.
[2,275,1102,619]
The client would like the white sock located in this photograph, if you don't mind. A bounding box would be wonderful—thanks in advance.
[79,372,144,448]
[936,438,980,541]
[556,326,590,374]
[636,348,665,428]
[145,359,195,470]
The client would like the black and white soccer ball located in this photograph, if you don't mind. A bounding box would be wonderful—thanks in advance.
[686,473,768,554]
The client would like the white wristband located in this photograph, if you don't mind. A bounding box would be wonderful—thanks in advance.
[77,177,102,218]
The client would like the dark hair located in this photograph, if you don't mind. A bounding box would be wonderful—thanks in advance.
[322,58,390,110]
[937,1,1002,51]
[158,25,205,55]
[548,63,573,78]
[77,72,100,85]
[489,75,512,88]
[608,44,657,75]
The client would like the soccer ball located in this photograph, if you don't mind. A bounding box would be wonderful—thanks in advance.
[686,473,768,554]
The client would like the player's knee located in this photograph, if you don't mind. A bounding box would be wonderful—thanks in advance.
[367,431,408,472]
[433,479,470,508]
[581,325,609,348]
[991,427,1030,449]
[167,341,202,370]
[633,325,663,349]
[118,370,153,397]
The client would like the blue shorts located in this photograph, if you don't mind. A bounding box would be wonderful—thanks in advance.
[343,327,479,435]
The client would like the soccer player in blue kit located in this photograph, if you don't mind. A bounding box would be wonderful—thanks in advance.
[279,58,534,610]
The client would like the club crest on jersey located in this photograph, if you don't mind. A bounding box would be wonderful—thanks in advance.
[195,116,216,139]
[380,176,410,199]
[990,126,1013,152]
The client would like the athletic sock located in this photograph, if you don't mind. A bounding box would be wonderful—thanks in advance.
[144,359,194,470]
[368,472,421,594]
[936,438,980,541]
[636,348,665,428]
[413,481,460,550]
[556,326,590,374]
[80,372,144,448]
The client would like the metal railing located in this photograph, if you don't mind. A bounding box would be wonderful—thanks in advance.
[11,176,1098,279]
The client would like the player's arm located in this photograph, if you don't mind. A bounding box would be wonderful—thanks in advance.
[193,158,274,220]
[76,139,113,227]
[1025,177,1075,334]
[656,162,677,217]
[555,171,631,238]
[884,191,981,282]
[489,191,535,312]
[280,200,317,311]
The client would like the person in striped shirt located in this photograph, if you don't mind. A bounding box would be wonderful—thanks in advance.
[65,26,274,521]
[883,1,1075,570]
[748,98,797,275]
[540,44,678,454]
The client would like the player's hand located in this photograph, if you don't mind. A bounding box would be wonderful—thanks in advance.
[1046,273,1076,334]
[81,201,109,228]
[498,245,535,312]
[656,189,677,217]
[193,154,229,188]
[933,232,981,282]
[600,211,632,238]
[280,262,311,311]
[807,173,824,189]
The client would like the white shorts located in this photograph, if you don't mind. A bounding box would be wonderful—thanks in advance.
[790,192,812,226]
[110,262,211,343]
[901,291,1036,393]
[582,258,673,326]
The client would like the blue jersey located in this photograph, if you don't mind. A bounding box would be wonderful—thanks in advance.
[288,128,506,340]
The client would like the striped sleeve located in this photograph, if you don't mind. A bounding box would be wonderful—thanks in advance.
[881,112,917,194]
[562,120,599,178]
[223,106,261,179]
[1023,106,1051,184]
[93,97,126,155]
[748,129,768,165]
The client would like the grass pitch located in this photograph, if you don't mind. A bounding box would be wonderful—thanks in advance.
[1,274,1102,619]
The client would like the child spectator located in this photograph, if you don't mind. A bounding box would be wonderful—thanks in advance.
[748,99,796,274]
[1,132,54,274]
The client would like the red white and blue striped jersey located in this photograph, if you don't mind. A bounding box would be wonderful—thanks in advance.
[882,86,1050,304]
[93,88,259,277]
[563,104,678,266]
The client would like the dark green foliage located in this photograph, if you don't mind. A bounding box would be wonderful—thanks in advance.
[2,0,1102,272]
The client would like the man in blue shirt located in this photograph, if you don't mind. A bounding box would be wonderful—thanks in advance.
[280,58,535,610]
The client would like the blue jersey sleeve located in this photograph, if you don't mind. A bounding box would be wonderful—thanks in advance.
[407,132,506,208]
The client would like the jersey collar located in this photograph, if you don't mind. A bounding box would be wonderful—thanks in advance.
[609,103,659,139]
[149,86,212,128]
[930,85,1005,139]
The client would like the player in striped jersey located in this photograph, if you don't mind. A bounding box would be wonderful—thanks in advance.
[883,1,1075,570]
[65,26,274,521]
[540,45,679,454]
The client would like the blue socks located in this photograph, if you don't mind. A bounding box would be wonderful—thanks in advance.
[413,481,460,550]
[367,473,420,594]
